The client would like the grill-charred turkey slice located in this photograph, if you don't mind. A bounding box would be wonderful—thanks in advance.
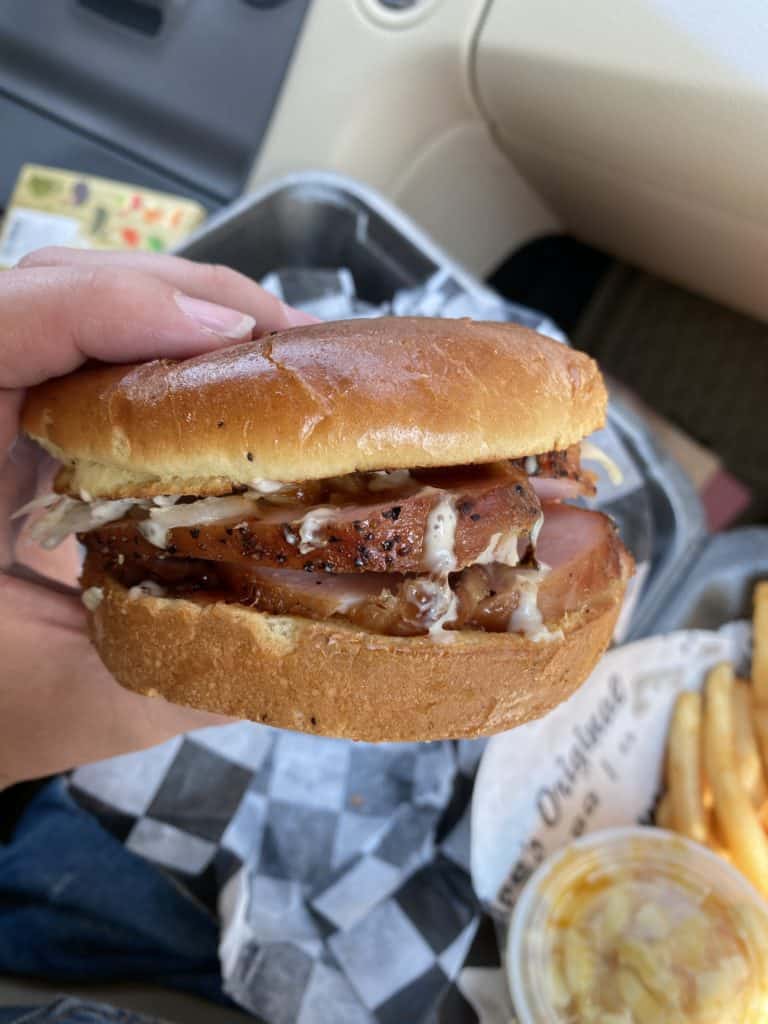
[81,503,629,638]
[81,463,541,575]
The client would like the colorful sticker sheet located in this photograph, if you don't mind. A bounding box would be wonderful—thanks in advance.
[0,163,206,266]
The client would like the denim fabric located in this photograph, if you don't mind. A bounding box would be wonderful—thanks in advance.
[0,779,225,1005]
[0,1000,166,1023]
[0,999,170,1022]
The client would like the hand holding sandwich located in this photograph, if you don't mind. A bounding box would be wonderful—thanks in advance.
[0,247,314,786]
[19,301,632,743]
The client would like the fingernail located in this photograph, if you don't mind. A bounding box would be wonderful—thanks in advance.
[175,292,256,340]
[280,302,320,327]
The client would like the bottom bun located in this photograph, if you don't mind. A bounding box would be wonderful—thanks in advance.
[87,575,627,741]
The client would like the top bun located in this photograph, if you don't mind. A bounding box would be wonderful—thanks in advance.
[22,317,607,499]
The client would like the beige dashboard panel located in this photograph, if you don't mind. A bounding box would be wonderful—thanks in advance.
[477,0,768,320]
[248,0,558,276]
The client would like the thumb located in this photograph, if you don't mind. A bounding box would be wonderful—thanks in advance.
[0,264,258,390]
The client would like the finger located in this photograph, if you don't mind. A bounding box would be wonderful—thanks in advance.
[17,247,317,331]
[0,264,262,390]
[0,573,84,630]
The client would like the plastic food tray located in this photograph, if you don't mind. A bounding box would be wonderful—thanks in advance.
[640,526,768,633]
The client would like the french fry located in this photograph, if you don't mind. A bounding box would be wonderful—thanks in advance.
[753,582,768,703]
[700,693,714,813]
[707,811,733,863]
[655,792,674,830]
[667,692,708,844]
[751,703,768,788]
[733,680,768,808]
[704,663,768,895]
[701,776,714,812]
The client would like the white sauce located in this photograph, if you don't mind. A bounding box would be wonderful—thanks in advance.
[429,589,459,643]
[524,455,539,476]
[31,497,138,549]
[81,586,104,611]
[152,495,182,507]
[367,469,412,492]
[506,568,563,643]
[475,531,520,567]
[298,506,337,554]
[417,494,462,640]
[138,494,258,548]
[408,577,459,643]
[530,512,544,550]
[138,519,172,549]
[335,590,369,614]
[249,479,287,495]
[475,532,501,565]
[128,580,166,599]
[423,494,458,575]
[581,440,624,486]
[495,532,521,566]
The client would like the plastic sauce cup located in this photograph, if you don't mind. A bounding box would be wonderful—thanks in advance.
[507,826,768,1024]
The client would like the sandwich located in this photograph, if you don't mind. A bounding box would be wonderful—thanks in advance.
[20,317,633,741]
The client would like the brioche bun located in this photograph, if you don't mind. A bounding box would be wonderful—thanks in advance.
[85,572,627,742]
[22,317,606,500]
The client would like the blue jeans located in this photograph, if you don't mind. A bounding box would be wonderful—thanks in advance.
[0,999,172,1022]
[0,1000,167,1022]
[0,779,226,1005]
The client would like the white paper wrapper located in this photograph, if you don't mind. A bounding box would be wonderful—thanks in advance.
[471,622,752,918]
[458,622,753,1022]
[260,266,567,341]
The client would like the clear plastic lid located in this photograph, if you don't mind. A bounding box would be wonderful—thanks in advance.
[507,827,768,1024]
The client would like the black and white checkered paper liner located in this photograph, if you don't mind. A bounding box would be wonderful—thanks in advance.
[71,725,513,1023]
